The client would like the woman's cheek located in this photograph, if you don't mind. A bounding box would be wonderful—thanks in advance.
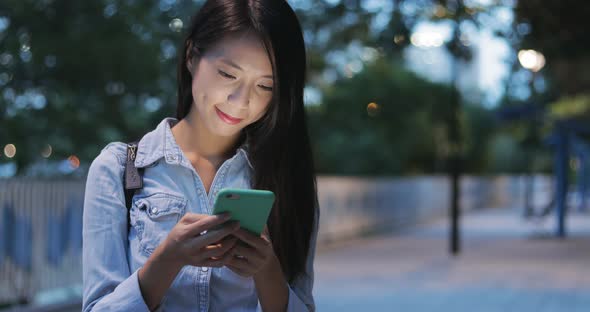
[250,103,269,123]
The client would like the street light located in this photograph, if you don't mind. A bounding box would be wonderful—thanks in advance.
[518,49,545,73]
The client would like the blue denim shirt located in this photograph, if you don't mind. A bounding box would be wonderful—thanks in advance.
[82,117,317,311]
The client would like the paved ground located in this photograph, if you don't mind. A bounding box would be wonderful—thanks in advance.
[5,207,589,311]
[314,207,590,312]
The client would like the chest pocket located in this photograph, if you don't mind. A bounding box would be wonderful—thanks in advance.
[130,193,187,256]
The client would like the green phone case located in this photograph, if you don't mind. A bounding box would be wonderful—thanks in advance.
[212,188,275,235]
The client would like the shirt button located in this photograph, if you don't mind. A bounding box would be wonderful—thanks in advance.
[151,207,158,214]
[202,267,209,272]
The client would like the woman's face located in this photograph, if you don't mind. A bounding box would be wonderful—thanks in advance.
[188,32,274,138]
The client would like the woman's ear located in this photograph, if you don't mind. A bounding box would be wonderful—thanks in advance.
[186,56,195,76]
[185,41,200,76]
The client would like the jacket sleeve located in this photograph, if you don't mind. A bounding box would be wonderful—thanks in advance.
[82,145,162,312]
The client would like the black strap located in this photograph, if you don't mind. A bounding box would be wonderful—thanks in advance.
[123,141,144,231]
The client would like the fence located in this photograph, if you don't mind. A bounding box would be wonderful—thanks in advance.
[1,179,85,306]
[0,175,550,306]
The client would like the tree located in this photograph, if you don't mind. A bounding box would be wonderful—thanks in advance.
[308,56,459,175]
[0,0,191,174]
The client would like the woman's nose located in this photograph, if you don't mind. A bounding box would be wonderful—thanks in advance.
[227,83,250,108]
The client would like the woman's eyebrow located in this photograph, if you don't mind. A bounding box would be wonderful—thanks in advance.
[219,58,273,79]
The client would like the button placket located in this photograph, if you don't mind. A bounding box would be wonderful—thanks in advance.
[209,164,230,207]
[197,268,210,312]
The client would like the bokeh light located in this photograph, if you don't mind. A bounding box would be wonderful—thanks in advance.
[4,144,16,158]
[367,102,381,117]
[68,155,80,169]
[169,18,183,32]
[41,144,52,158]
[410,31,444,48]
[518,49,546,72]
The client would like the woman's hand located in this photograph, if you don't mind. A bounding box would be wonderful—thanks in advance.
[158,212,241,269]
[138,212,240,310]
[224,227,277,278]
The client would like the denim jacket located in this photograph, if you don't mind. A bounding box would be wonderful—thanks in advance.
[82,117,317,311]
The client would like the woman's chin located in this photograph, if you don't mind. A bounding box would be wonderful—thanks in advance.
[210,123,244,138]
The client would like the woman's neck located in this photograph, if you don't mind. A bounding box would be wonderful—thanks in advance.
[171,113,240,165]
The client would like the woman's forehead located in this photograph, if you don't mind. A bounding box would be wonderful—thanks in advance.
[205,32,273,74]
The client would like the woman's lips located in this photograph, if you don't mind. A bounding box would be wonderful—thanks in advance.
[215,107,243,125]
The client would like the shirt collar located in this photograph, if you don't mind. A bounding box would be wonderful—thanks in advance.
[134,117,253,169]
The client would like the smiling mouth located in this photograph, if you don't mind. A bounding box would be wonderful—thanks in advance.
[215,106,243,125]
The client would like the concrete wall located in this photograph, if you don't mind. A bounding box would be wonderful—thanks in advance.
[316,175,552,244]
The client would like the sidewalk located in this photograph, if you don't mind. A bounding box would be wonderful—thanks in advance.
[314,207,590,311]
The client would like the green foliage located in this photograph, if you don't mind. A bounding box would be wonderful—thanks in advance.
[0,0,200,174]
[0,0,500,176]
[487,132,526,173]
[496,0,590,176]
[548,94,590,120]
[308,57,496,175]
[461,103,496,173]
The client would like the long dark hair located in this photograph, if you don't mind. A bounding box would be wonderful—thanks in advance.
[176,0,318,282]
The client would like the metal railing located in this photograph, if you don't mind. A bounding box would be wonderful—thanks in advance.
[0,174,541,308]
[1,179,85,306]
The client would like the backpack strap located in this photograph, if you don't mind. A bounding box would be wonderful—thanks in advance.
[123,141,144,231]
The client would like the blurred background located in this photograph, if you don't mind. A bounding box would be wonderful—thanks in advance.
[1,0,590,311]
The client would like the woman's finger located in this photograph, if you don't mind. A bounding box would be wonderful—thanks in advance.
[200,237,237,259]
[184,213,232,237]
[187,222,240,249]
[195,249,237,268]
[261,226,273,244]
[180,212,208,224]
[232,229,269,249]
[198,257,226,268]
[231,243,264,264]
[208,234,237,248]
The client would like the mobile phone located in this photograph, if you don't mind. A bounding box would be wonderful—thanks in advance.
[212,188,275,235]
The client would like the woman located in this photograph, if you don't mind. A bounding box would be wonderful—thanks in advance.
[82,0,319,311]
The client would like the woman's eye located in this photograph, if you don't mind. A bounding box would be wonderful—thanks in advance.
[259,85,273,92]
[218,70,236,80]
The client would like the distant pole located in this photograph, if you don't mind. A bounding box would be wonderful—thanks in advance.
[580,154,588,212]
[450,151,461,255]
[447,1,464,256]
[555,124,568,237]
[517,49,546,217]
[449,37,462,256]
[448,76,461,255]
